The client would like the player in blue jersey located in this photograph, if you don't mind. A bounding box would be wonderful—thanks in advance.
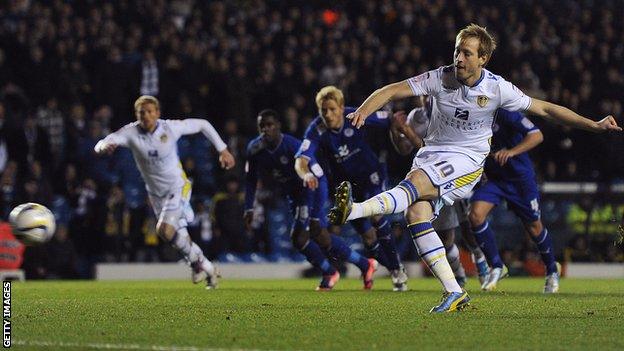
[469,108,561,293]
[295,86,408,291]
[244,109,374,290]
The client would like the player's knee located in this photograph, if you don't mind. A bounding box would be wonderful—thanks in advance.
[370,215,384,228]
[310,226,331,248]
[156,221,176,240]
[290,229,310,250]
[360,228,377,246]
[404,204,430,224]
[525,220,543,237]
[468,211,486,228]
[405,170,437,200]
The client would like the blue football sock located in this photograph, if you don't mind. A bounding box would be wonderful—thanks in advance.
[366,240,390,268]
[301,240,335,275]
[374,218,401,270]
[531,228,557,274]
[472,221,504,269]
[325,235,369,272]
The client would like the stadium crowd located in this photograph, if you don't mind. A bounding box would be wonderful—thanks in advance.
[0,0,622,278]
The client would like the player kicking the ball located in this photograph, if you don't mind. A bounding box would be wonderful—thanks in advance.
[329,24,620,313]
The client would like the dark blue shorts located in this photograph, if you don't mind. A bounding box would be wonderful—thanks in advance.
[289,177,329,230]
[470,179,540,223]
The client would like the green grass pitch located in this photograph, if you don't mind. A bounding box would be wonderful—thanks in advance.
[11,278,624,350]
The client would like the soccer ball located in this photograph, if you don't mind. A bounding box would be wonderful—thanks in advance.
[9,203,56,245]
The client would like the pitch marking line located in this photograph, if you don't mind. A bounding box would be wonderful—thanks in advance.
[13,340,290,351]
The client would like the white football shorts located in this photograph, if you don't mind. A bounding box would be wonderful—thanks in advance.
[411,148,483,207]
[148,184,194,230]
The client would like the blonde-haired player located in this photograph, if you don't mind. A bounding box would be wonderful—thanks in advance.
[95,95,235,288]
[329,24,620,312]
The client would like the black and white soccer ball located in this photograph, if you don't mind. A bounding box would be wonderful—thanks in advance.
[9,203,56,245]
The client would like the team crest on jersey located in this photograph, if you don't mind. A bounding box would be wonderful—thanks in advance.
[280,156,289,164]
[160,133,168,143]
[344,128,354,137]
[477,95,489,108]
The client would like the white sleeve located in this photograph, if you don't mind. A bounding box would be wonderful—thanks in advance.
[406,68,441,96]
[170,119,228,152]
[499,79,532,112]
[94,127,130,153]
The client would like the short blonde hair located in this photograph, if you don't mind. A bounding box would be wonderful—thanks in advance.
[456,24,497,64]
[134,95,160,111]
[315,86,344,109]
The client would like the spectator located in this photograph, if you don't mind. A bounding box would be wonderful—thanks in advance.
[212,176,248,254]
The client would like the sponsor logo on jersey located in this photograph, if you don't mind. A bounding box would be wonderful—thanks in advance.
[454,108,470,121]
[160,133,168,143]
[300,139,311,151]
[477,95,489,107]
[344,128,354,137]
[148,150,159,157]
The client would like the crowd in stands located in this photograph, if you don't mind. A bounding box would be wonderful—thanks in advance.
[0,0,622,278]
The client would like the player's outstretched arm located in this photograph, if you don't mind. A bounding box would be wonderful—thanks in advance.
[349,80,415,129]
[528,98,622,133]
[179,119,236,169]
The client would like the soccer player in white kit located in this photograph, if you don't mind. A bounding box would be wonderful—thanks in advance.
[94,95,235,289]
[329,24,621,312]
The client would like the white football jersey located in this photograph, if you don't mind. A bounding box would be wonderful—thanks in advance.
[407,65,532,163]
[95,119,227,196]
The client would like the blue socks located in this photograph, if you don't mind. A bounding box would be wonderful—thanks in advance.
[472,221,504,269]
[301,240,336,275]
[325,235,369,273]
[373,218,401,270]
[531,228,557,274]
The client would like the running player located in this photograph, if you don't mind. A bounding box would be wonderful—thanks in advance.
[94,95,235,288]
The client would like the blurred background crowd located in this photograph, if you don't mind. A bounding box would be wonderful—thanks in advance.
[0,0,622,278]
